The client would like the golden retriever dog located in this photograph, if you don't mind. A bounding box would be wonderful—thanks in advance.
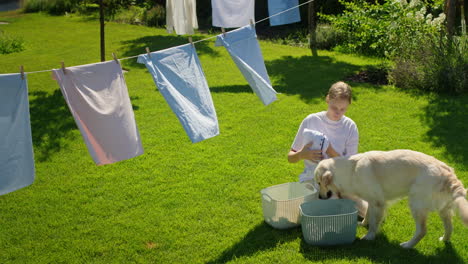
[314,149,468,248]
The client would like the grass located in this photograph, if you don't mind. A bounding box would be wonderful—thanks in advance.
[0,11,467,264]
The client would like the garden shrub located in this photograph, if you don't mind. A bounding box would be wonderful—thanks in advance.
[23,0,81,14]
[113,5,145,25]
[385,1,467,94]
[0,30,25,55]
[323,0,467,94]
[320,0,391,56]
[142,4,165,27]
[389,34,468,94]
[315,23,343,50]
[321,0,445,57]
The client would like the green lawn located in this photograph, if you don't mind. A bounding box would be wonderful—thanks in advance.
[0,11,467,264]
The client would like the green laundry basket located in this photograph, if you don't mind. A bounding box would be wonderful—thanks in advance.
[299,199,358,246]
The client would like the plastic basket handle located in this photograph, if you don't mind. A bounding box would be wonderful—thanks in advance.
[262,193,273,203]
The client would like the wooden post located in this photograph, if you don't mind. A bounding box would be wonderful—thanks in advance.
[308,0,318,56]
[99,0,105,62]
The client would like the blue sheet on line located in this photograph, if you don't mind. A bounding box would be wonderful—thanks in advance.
[268,0,301,26]
[215,25,278,105]
[0,73,35,195]
[137,44,219,143]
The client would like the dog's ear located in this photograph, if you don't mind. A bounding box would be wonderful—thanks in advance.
[322,170,333,186]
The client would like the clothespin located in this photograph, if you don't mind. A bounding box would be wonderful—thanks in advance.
[146,47,151,58]
[20,65,25,80]
[61,61,66,74]
[250,19,255,28]
[112,52,119,64]
[188,36,194,46]
[221,27,226,37]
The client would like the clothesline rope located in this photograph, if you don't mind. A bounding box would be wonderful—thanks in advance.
[20,0,314,74]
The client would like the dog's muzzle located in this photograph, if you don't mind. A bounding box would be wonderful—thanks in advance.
[319,190,333,200]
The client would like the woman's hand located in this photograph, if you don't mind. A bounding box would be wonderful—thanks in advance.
[299,143,323,162]
[326,144,340,158]
[288,142,324,163]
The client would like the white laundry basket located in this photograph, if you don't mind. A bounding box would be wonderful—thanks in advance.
[261,182,318,229]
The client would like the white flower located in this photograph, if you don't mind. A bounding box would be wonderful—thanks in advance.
[409,0,421,8]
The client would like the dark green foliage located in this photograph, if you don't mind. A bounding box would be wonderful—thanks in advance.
[23,0,82,14]
[315,23,343,50]
[142,4,165,27]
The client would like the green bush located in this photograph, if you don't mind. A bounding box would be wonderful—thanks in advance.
[389,35,468,94]
[385,1,467,94]
[320,0,390,56]
[321,0,445,57]
[315,23,343,50]
[143,4,165,27]
[112,5,145,25]
[23,0,81,14]
[0,30,25,55]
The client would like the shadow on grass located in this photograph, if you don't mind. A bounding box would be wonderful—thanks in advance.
[265,55,384,103]
[421,94,468,165]
[29,90,140,162]
[29,90,76,162]
[209,84,252,94]
[206,222,302,264]
[263,55,386,104]
[207,55,383,103]
[300,234,464,264]
[119,35,220,69]
[207,221,464,263]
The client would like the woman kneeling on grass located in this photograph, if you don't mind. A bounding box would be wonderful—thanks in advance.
[287,81,368,218]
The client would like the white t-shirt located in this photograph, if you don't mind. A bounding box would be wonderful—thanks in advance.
[291,111,359,182]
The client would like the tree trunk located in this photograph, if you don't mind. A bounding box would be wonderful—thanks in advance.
[308,0,317,56]
[461,0,466,35]
[445,0,457,37]
[99,0,105,62]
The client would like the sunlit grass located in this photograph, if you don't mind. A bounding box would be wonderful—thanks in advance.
[0,11,467,264]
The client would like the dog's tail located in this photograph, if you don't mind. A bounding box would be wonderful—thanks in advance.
[454,196,468,226]
[443,166,468,226]
[449,175,468,226]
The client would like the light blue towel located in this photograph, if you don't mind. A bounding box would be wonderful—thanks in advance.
[215,25,278,105]
[137,43,219,143]
[268,0,301,26]
[0,73,35,195]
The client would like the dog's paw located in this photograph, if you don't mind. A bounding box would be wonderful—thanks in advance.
[400,241,414,249]
[361,232,376,240]
[439,236,450,242]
